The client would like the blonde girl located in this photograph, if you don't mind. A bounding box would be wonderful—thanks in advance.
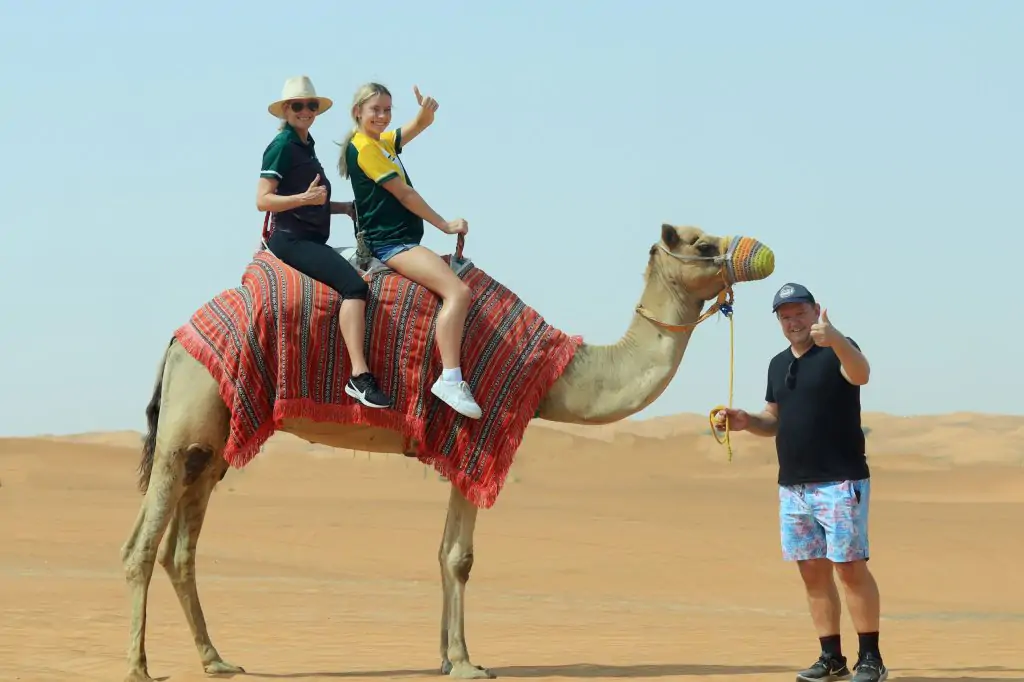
[338,82,481,420]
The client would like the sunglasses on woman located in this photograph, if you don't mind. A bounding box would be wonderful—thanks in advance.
[289,100,320,113]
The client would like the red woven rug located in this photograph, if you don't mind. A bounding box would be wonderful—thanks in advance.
[173,249,581,508]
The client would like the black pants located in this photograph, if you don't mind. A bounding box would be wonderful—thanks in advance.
[268,229,369,301]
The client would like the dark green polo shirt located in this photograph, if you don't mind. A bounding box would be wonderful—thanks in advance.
[260,123,332,238]
[345,128,425,248]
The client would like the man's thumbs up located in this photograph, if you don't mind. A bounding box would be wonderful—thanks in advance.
[810,306,837,347]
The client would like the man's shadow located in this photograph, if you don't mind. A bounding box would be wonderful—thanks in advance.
[895,667,1023,682]
[898,678,1016,682]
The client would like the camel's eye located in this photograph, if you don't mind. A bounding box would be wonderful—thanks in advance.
[695,242,716,254]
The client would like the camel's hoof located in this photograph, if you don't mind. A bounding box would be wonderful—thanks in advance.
[124,670,156,682]
[204,659,246,675]
[444,661,495,679]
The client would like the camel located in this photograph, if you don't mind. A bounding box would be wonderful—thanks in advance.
[120,223,775,682]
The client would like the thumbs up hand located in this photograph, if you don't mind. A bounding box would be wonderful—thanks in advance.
[301,173,328,206]
[413,85,439,126]
[810,308,839,347]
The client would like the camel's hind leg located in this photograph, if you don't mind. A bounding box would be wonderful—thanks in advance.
[120,340,233,682]
[156,451,242,675]
[438,483,493,679]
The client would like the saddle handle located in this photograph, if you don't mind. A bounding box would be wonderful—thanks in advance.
[455,233,465,261]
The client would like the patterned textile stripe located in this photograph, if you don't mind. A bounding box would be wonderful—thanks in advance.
[173,250,582,508]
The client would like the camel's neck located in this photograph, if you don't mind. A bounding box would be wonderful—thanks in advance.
[537,265,706,424]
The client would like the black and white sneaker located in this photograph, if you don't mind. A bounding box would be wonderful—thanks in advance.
[796,653,851,681]
[851,653,888,682]
[345,372,391,408]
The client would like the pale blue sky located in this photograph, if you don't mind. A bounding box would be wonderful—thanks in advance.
[1,1,1021,437]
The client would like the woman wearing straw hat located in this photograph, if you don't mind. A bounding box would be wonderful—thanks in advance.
[256,75,391,409]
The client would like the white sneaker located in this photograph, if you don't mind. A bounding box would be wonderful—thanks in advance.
[431,377,483,419]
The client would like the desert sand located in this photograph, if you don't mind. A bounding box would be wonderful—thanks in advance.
[1,412,1022,681]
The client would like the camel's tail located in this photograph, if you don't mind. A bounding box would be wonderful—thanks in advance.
[138,338,173,493]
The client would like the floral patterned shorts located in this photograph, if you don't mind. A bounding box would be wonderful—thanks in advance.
[779,478,870,563]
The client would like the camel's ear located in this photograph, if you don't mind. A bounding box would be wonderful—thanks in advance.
[661,223,681,250]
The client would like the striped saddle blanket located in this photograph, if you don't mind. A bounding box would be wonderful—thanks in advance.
[173,249,581,508]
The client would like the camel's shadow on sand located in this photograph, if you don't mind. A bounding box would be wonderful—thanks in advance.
[239,663,1024,680]
[492,664,792,678]
[244,663,792,678]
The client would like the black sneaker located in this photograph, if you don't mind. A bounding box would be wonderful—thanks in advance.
[796,653,851,681]
[345,372,391,408]
[851,653,888,682]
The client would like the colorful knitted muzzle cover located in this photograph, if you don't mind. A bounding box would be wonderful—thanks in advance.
[721,236,775,284]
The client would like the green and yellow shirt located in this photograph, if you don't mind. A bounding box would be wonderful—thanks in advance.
[346,129,424,247]
[261,123,332,238]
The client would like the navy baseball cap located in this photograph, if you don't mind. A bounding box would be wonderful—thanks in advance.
[772,282,815,312]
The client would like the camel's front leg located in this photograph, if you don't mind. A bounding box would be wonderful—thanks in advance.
[156,453,243,676]
[438,505,454,668]
[120,456,185,682]
[438,484,493,679]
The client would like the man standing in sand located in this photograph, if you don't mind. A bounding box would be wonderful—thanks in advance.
[714,282,888,682]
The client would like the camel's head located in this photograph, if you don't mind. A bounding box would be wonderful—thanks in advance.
[651,224,775,301]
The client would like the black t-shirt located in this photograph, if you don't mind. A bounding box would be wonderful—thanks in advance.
[765,339,870,486]
[259,124,332,238]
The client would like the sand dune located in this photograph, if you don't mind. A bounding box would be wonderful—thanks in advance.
[1,411,1022,680]
[32,410,1024,465]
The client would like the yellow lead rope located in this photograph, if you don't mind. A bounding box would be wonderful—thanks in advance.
[636,274,738,463]
[708,304,736,462]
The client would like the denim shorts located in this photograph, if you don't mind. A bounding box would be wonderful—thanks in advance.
[372,242,419,263]
[779,478,871,563]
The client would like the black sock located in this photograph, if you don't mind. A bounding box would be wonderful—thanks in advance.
[819,634,843,659]
[858,631,881,659]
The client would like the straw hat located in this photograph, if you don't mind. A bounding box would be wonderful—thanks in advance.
[267,75,334,119]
